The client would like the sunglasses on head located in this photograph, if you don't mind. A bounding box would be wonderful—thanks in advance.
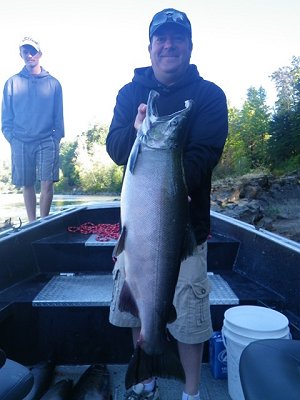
[21,45,38,56]
[150,9,191,39]
[153,10,186,26]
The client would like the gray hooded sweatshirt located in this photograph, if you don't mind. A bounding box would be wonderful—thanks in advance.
[1,66,64,143]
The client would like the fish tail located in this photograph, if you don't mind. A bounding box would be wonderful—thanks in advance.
[125,344,185,390]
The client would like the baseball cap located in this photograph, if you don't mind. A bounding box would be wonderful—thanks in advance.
[149,8,192,40]
[19,36,41,52]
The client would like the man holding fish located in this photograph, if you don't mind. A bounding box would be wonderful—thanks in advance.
[106,8,228,400]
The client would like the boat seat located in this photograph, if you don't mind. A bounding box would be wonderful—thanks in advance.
[239,339,300,400]
[0,349,34,400]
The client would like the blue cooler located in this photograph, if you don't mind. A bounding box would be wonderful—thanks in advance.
[209,331,227,379]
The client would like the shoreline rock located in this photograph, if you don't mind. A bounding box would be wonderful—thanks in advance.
[211,170,300,243]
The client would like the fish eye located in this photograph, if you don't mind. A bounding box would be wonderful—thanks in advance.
[170,119,178,127]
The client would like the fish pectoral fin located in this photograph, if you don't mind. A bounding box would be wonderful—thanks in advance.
[129,142,141,173]
[125,344,185,390]
[181,224,197,261]
[167,305,177,324]
[112,226,126,258]
[119,281,139,318]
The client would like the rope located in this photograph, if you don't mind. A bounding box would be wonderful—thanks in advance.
[68,222,120,242]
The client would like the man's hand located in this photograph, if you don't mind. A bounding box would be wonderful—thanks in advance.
[134,103,147,131]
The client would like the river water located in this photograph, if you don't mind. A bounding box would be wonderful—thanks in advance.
[0,193,120,225]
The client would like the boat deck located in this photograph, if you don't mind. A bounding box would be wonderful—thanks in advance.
[1,204,300,399]
[53,363,231,400]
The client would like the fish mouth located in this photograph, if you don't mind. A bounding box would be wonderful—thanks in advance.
[147,90,160,122]
[147,90,192,122]
[138,90,193,149]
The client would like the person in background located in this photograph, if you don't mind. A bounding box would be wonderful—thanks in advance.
[106,8,228,400]
[1,36,64,222]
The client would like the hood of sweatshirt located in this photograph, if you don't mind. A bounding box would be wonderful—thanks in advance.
[132,64,203,92]
[19,66,50,79]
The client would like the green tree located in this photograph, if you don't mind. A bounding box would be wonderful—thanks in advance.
[239,87,271,170]
[56,141,80,191]
[268,56,300,170]
[75,125,123,193]
[215,105,250,177]
[271,56,300,114]
[82,124,108,152]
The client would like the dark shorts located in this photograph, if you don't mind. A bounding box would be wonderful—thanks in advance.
[109,242,213,344]
[11,137,59,187]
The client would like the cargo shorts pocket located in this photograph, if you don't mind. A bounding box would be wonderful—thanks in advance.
[190,277,211,326]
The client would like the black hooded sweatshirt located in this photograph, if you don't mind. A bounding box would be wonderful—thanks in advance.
[106,64,228,244]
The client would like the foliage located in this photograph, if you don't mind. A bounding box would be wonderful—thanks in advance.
[268,56,300,170]
[271,56,300,114]
[0,160,14,193]
[214,105,250,178]
[239,87,271,169]
[57,141,80,188]
[215,87,271,177]
[216,56,300,177]
[81,124,108,151]
[55,125,123,194]
[76,141,123,193]
[2,57,300,193]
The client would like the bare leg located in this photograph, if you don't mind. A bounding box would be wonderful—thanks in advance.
[178,341,204,396]
[40,180,54,218]
[23,185,37,222]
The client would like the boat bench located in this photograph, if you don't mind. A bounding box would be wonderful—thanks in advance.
[31,230,240,273]
[0,231,285,323]
[27,270,284,337]
[0,268,285,365]
[0,228,292,365]
[29,270,281,311]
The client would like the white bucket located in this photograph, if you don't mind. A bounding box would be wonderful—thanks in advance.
[222,305,290,400]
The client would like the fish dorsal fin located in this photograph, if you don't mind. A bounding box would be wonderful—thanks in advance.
[112,226,126,258]
[119,281,139,318]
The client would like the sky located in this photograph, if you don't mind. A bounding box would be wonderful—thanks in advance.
[0,0,299,160]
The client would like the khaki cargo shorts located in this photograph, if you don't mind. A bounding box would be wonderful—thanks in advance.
[109,242,213,344]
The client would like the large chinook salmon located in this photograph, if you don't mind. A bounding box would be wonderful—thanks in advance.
[113,89,196,388]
